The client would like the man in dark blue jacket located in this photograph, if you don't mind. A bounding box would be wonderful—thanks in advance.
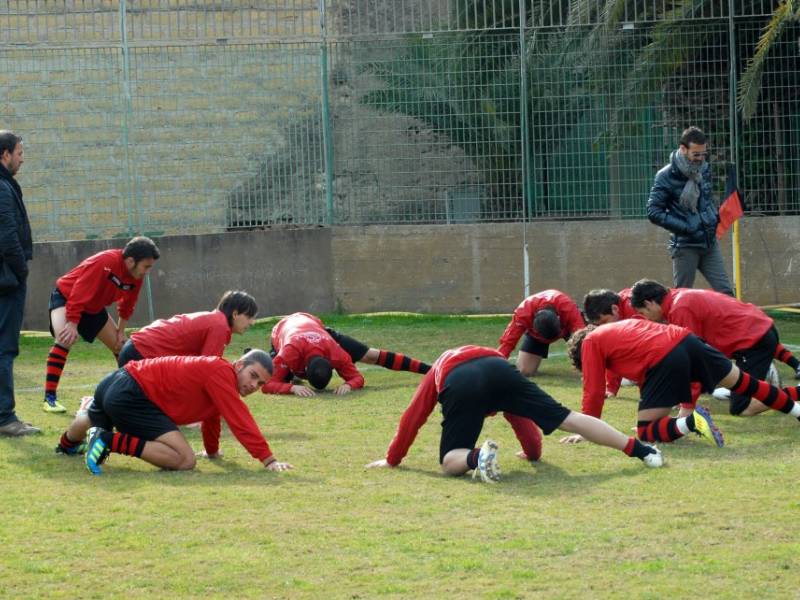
[647,126,734,295]
[0,131,39,436]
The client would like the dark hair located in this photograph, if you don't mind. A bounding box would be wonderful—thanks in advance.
[0,131,22,157]
[680,126,707,147]
[217,290,258,326]
[583,289,621,324]
[307,355,333,390]
[630,279,669,309]
[566,325,595,372]
[239,348,273,375]
[123,236,160,263]
[533,307,561,341]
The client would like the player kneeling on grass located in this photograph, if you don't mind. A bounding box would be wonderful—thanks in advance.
[366,345,663,483]
[55,350,292,475]
[262,312,430,397]
[565,319,800,448]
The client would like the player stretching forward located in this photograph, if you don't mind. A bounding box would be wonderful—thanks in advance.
[498,289,585,377]
[42,236,160,413]
[55,350,292,475]
[262,312,430,396]
[566,319,800,447]
[117,290,258,366]
[631,279,800,416]
[366,345,663,483]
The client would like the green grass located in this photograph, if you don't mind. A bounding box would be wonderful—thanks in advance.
[3,312,800,599]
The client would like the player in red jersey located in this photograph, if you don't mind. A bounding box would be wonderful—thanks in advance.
[43,237,160,413]
[55,349,292,475]
[631,279,800,416]
[366,345,664,482]
[582,288,640,325]
[117,290,258,366]
[262,312,430,397]
[498,290,585,377]
[565,319,800,447]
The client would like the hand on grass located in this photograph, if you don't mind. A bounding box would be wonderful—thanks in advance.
[291,385,315,397]
[365,459,393,469]
[265,460,293,472]
[196,450,223,459]
[334,383,352,396]
[559,434,585,444]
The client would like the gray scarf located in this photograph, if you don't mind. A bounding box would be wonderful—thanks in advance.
[672,149,703,213]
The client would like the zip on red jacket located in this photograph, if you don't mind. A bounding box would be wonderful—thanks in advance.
[660,288,773,357]
[498,290,585,358]
[130,310,232,358]
[385,345,542,466]
[56,248,142,324]
[261,312,364,395]
[125,355,273,462]
[580,320,691,419]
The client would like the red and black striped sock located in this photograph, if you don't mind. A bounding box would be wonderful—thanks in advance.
[58,431,82,451]
[376,350,431,374]
[623,437,656,459]
[466,448,480,470]
[104,432,146,458]
[637,418,685,443]
[775,343,800,370]
[45,344,70,395]
[731,371,799,415]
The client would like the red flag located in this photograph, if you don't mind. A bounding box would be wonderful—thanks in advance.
[716,164,744,239]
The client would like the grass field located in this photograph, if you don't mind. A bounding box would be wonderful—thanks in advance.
[3,313,800,599]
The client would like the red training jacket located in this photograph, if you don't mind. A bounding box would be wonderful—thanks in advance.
[660,288,773,357]
[385,345,542,466]
[605,288,643,396]
[580,320,691,418]
[57,248,142,323]
[131,310,232,359]
[498,290,585,358]
[261,312,364,395]
[125,355,272,462]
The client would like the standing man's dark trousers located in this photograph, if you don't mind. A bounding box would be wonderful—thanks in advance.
[0,281,26,426]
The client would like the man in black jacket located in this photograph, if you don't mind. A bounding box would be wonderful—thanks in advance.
[0,130,38,436]
[647,126,734,295]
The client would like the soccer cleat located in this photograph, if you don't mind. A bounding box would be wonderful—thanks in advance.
[766,362,782,388]
[472,439,500,483]
[641,446,664,468]
[795,366,800,381]
[711,387,731,401]
[55,440,87,455]
[42,392,66,414]
[692,406,724,448]
[85,429,110,475]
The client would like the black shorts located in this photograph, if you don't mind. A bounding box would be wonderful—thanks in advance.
[117,339,144,367]
[437,356,570,462]
[520,333,549,358]
[88,369,178,440]
[640,335,733,411]
[325,327,369,362]
[48,288,109,343]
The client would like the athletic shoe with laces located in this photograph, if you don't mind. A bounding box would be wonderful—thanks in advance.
[55,438,87,455]
[692,406,724,447]
[472,439,500,483]
[85,428,110,475]
[711,387,731,401]
[42,392,66,414]
[795,366,800,381]
[0,419,41,436]
[766,362,782,388]
[641,445,664,468]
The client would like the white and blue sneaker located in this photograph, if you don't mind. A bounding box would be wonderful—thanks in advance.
[472,439,500,483]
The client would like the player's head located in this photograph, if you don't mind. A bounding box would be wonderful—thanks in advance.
[583,289,622,325]
[566,325,596,372]
[0,130,23,175]
[532,307,561,341]
[630,279,669,321]
[217,290,258,334]
[122,236,160,279]
[235,348,273,396]
[306,355,333,390]
[679,126,708,165]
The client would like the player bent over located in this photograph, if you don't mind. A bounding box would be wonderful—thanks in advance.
[366,345,663,483]
[43,236,160,413]
[55,350,292,474]
[631,279,800,417]
[117,290,258,366]
[498,289,585,377]
[262,312,430,397]
[566,319,800,447]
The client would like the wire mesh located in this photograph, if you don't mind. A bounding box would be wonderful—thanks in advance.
[0,1,797,239]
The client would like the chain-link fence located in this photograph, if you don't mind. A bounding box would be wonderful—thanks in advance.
[0,1,796,240]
